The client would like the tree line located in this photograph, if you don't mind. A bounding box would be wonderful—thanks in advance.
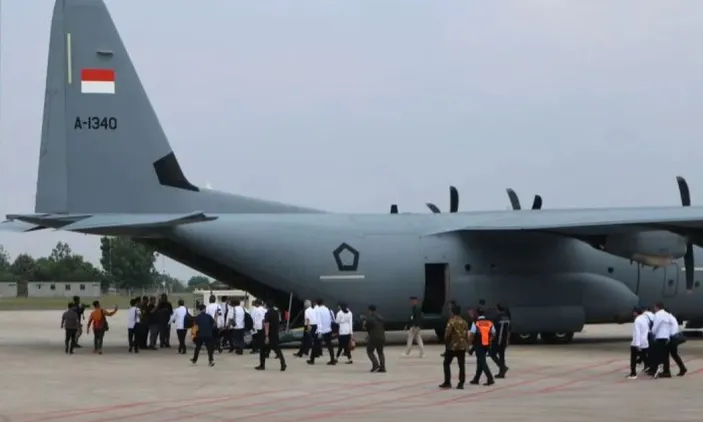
[0,237,187,292]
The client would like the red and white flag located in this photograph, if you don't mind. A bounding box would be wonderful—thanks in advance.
[80,68,115,94]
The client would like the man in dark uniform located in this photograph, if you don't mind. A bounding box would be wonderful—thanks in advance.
[157,294,173,348]
[139,296,149,349]
[191,305,216,367]
[255,300,287,371]
[71,296,86,348]
[439,305,469,389]
[490,304,511,378]
[468,308,495,386]
[364,304,386,372]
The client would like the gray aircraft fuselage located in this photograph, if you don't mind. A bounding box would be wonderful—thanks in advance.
[136,211,699,335]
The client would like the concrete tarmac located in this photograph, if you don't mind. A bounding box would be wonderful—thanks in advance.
[2,311,703,422]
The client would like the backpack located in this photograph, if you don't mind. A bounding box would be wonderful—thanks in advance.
[330,309,339,334]
[244,311,254,331]
[101,309,109,332]
[184,310,194,329]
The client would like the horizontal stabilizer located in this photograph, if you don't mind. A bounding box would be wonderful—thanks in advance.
[6,213,92,228]
[0,220,48,233]
[58,212,217,235]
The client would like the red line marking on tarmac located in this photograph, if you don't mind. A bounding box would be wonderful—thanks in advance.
[17,395,235,422]
[155,379,396,422]
[171,378,432,422]
[296,358,621,420]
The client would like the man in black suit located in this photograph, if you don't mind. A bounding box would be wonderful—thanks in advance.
[255,300,287,371]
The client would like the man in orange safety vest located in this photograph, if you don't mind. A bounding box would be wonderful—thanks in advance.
[468,308,495,386]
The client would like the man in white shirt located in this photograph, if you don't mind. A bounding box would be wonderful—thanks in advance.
[231,299,246,355]
[220,297,234,352]
[205,295,223,353]
[251,300,266,354]
[628,306,650,379]
[667,310,687,376]
[170,299,189,354]
[294,300,317,358]
[127,298,141,354]
[308,298,337,365]
[650,302,672,378]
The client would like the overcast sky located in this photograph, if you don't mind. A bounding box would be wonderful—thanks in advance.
[1,0,702,280]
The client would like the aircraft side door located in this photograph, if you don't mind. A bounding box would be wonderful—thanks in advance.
[662,263,679,297]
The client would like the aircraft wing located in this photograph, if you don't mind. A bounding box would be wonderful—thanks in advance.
[429,206,703,236]
[4,212,217,235]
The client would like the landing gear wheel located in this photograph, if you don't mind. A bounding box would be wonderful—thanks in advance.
[510,333,539,344]
[435,327,445,342]
[540,332,574,344]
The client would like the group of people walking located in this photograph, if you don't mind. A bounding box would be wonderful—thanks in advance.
[630,302,687,379]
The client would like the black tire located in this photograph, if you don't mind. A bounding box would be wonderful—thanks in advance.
[540,332,574,344]
[511,332,538,344]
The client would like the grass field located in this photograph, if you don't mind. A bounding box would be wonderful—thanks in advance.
[0,293,196,311]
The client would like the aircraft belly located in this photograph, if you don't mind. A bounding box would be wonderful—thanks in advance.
[470,272,638,332]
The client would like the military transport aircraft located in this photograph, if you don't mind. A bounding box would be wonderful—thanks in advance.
[5,0,703,345]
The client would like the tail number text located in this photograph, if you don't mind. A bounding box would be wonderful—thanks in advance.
[74,117,117,130]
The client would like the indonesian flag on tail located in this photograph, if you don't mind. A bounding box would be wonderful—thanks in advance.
[81,69,115,94]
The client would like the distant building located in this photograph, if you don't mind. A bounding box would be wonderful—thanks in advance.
[0,282,18,298]
[28,282,101,298]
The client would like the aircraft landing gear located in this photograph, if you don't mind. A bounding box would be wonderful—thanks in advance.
[510,333,539,344]
[540,332,574,344]
[435,327,445,342]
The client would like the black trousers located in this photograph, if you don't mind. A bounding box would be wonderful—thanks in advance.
[176,329,187,353]
[443,350,466,385]
[337,334,352,359]
[669,341,686,373]
[213,328,221,352]
[64,328,77,352]
[221,329,233,350]
[128,327,139,352]
[251,331,261,352]
[260,340,286,368]
[159,323,170,347]
[654,339,670,374]
[472,346,493,382]
[489,342,507,372]
[311,332,335,362]
[629,346,648,375]
[232,329,245,352]
[93,328,105,350]
[366,341,385,370]
[138,322,148,348]
[192,337,215,363]
[297,326,316,355]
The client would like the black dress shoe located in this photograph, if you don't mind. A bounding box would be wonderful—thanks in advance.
[438,383,451,389]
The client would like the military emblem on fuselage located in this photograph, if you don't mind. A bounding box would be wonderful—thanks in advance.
[332,242,359,272]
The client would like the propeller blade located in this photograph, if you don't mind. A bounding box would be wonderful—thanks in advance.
[426,203,441,214]
[390,204,398,214]
[506,188,521,210]
[677,176,691,207]
[684,243,694,291]
[531,195,542,210]
[449,186,459,213]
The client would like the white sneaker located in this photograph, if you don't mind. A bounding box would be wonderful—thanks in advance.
[627,375,637,380]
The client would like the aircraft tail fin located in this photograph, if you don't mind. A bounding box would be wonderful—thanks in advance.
[36,0,199,214]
